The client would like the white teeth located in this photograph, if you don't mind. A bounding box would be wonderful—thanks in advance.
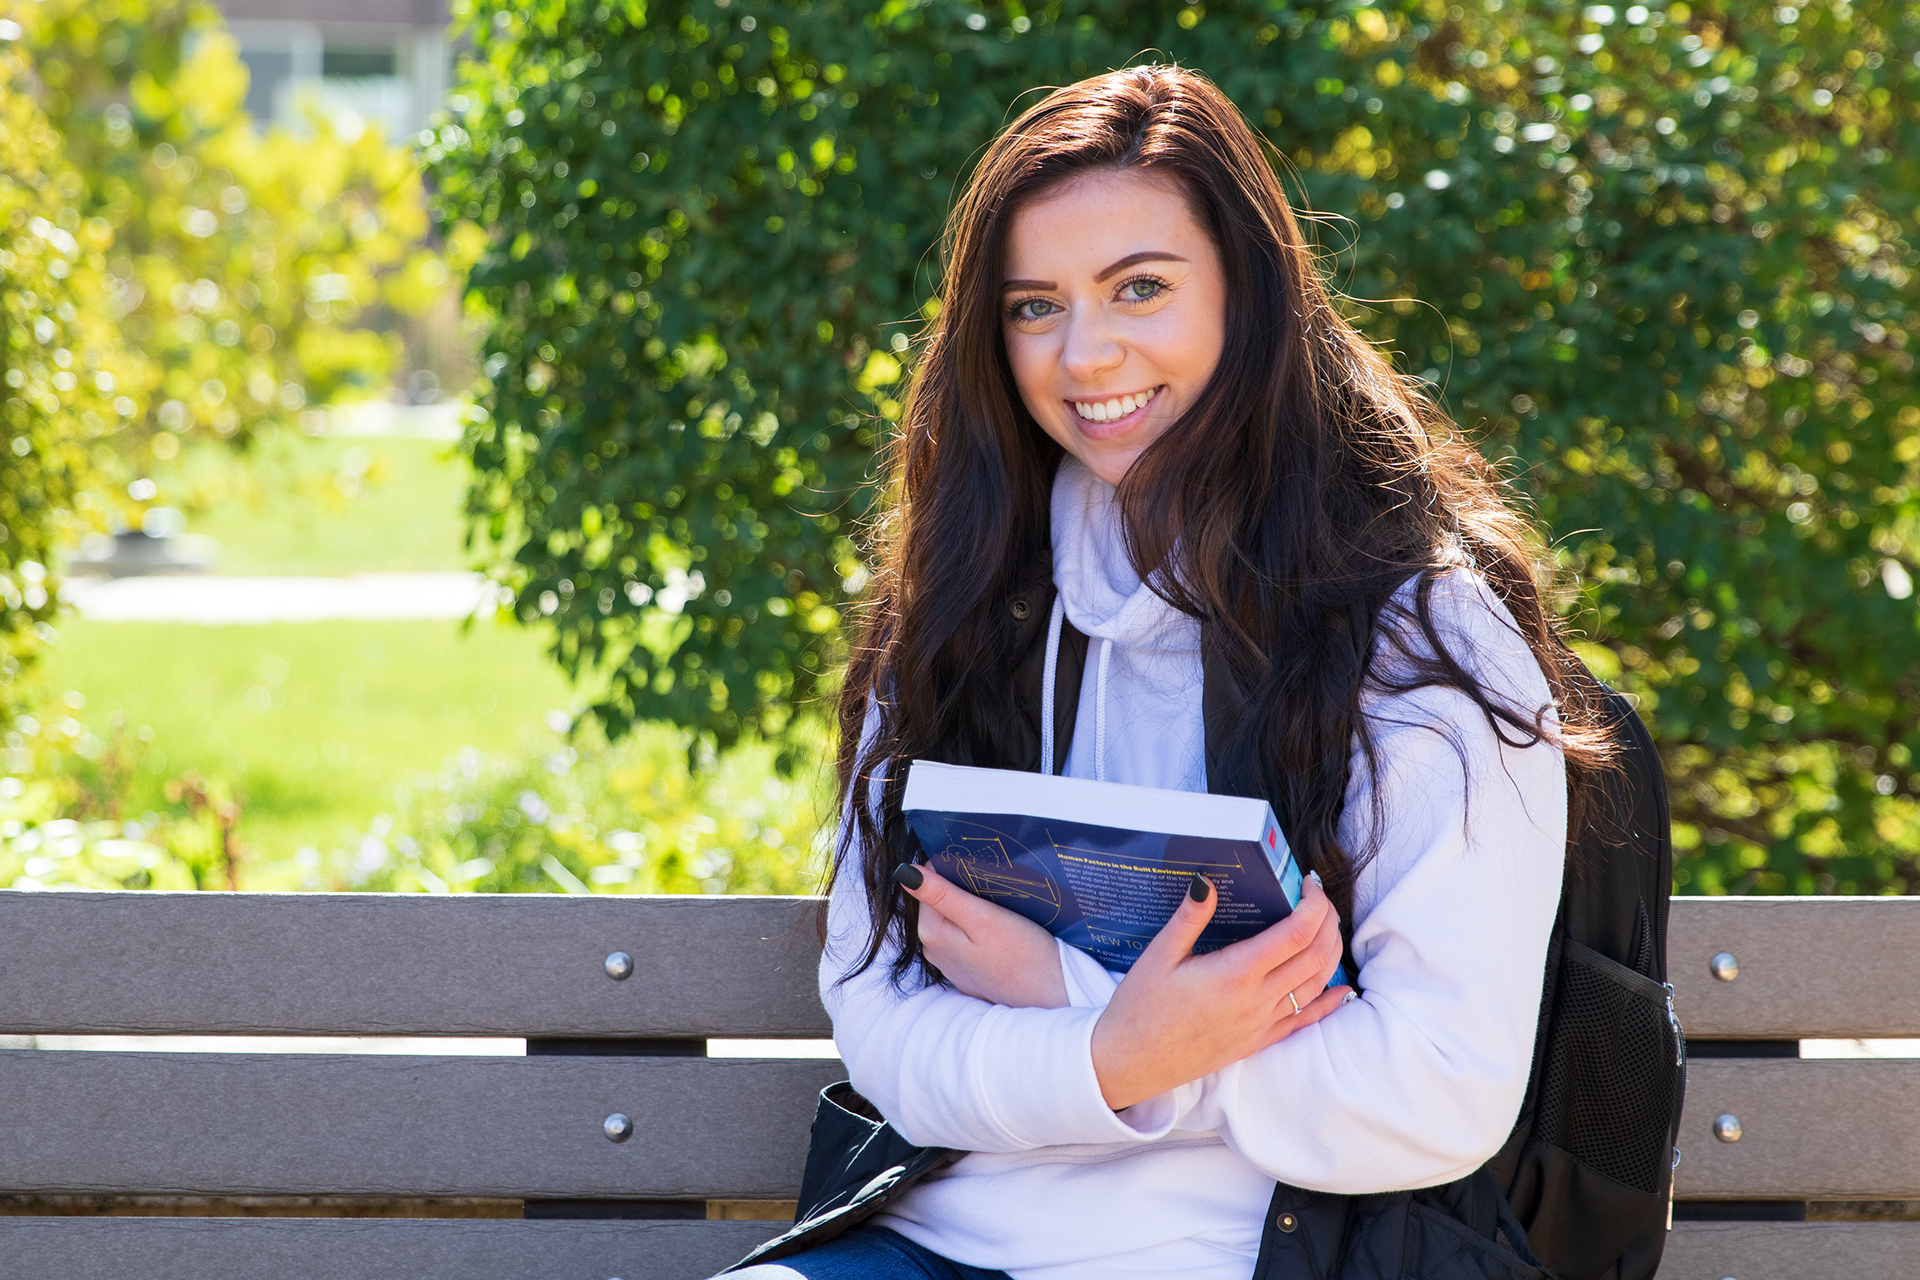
[1073,387,1157,423]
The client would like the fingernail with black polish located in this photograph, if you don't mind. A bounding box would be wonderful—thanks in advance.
[1188,872,1211,903]
[893,863,924,891]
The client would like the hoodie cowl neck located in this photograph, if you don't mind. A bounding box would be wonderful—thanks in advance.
[1047,456,1205,791]
[1049,456,1199,656]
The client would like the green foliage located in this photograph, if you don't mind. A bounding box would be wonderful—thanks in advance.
[1400,0,1920,897]
[340,723,828,895]
[2,0,444,697]
[437,0,1919,894]
[0,39,125,706]
[0,696,245,891]
[24,0,448,466]
[0,0,451,861]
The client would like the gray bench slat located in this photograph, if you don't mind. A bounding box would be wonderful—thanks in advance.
[4,1217,1917,1280]
[1660,1221,1920,1279]
[4,892,1914,1041]
[15,1055,1916,1203]
[1677,1059,1920,1199]
[0,891,831,1038]
[1668,896,1920,1039]
[0,1052,842,1199]
[0,1217,785,1280]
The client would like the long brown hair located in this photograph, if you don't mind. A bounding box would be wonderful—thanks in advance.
[834,65,1612,986]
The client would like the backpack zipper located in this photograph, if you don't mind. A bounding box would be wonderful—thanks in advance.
[1663,981,1684,1067]
[1664,980,1687,1231]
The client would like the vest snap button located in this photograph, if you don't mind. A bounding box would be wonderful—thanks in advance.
[1010,598,1031,620]
[1277,1212,1297,1233]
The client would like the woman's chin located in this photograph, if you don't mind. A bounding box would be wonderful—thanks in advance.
[1062,417,1164,484]
[1066,441,1147,487]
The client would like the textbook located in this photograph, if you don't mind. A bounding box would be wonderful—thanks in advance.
[902,760,1313,975]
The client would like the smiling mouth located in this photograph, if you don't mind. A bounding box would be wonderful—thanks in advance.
[1068,386,1162,425]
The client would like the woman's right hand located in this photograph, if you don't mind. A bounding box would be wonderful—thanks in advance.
[1090,872,1352,1111]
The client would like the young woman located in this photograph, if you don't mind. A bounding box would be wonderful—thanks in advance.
[731,65,1611,1280]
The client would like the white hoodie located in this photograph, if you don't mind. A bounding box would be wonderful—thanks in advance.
[826,456,1567,1280]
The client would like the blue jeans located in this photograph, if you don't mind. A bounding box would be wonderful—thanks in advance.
[728,1226,1013,1280]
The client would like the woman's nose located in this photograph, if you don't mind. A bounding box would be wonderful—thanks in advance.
[1059,313,1125,382]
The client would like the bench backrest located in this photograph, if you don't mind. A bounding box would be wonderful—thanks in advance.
[0,890,1915,1279]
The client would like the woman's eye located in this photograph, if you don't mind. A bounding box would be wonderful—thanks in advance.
[1120,276,1169,303]
[1010,297,1059,322]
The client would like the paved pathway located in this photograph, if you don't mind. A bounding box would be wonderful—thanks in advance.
[326,399,463,441]
[61,572,504,623]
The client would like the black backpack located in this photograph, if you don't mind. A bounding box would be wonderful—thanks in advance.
[1486,689,1686,1280]
[728,585,1684,1279]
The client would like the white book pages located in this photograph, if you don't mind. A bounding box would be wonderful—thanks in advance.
[902,760,1276,842]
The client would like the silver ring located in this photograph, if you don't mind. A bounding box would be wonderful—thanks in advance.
[1286,990,1303,1016]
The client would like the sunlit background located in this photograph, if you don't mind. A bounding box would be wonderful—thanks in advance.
[3,0,828,900]
[7,0,1920,920]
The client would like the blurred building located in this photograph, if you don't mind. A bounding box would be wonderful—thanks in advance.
[213,0,454,142]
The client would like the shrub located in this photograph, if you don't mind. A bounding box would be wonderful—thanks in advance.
[335,720,830,895]
[436,0,1920,894]
[0,698,244,891]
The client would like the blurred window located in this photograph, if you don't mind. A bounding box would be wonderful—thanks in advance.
[322,48,398,78]
[310,43,412,141]
[223,18,449,139]
[240,46,292,123]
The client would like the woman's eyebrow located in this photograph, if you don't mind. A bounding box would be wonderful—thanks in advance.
[1094,250,1187,282]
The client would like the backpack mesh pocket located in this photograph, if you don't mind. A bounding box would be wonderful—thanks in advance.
[1534,938,1680,1195]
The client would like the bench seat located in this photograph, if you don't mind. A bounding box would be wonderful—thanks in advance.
[1,890,1915,1278]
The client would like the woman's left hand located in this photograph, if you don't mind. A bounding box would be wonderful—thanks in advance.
[896,863,1070,1009]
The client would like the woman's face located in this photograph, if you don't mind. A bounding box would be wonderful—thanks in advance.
[1000,169,1228,487]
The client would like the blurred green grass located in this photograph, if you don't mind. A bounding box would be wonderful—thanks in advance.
[153,430,475,576]
[38,618,575,885]
[43,424,821,895]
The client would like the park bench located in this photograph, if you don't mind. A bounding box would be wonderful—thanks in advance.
[0,891,1916,1279]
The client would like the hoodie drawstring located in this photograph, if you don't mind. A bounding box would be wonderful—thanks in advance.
[1039,595,1066,777]
[1093,637,1112,783]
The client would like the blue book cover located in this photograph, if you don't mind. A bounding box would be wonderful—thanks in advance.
[902,761,1312,975]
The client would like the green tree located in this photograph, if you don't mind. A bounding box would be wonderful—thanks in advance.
[25,0,446,468]
[1,2,449,888]
[4,0,447,648]
[0,32,215,891]
[0,35,124,695]
[435,0,1919,894]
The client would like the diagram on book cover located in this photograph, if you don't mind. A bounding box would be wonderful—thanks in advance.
[924,818,1066,927]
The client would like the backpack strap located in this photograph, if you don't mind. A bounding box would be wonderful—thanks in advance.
[1007,550,1088,775]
